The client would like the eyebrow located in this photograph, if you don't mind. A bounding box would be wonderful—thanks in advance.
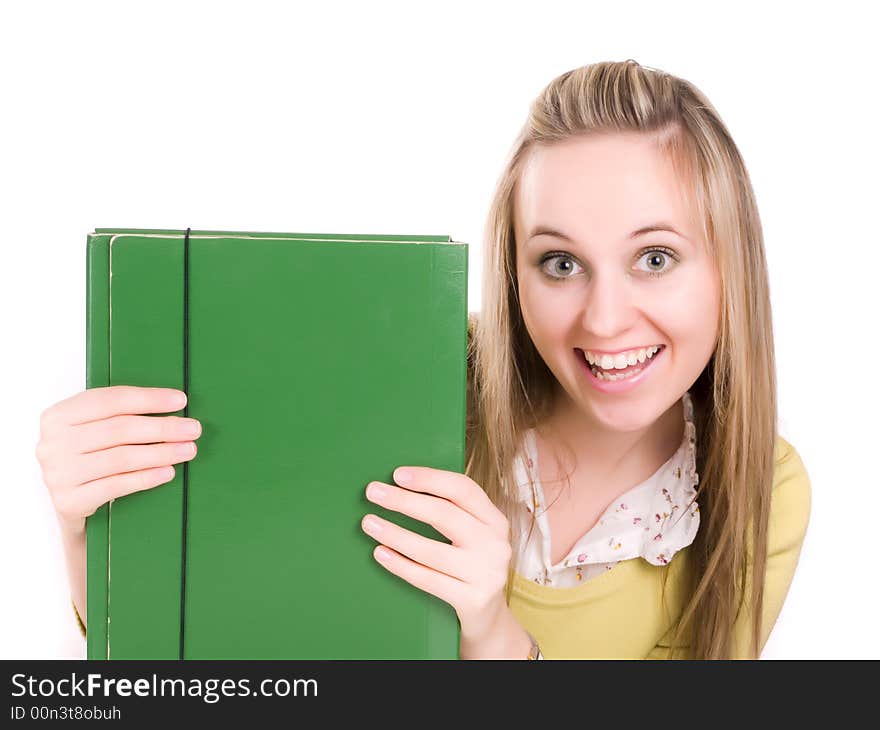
[527,223,689,243]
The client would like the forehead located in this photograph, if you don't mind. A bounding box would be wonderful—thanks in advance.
[514,133,698,242]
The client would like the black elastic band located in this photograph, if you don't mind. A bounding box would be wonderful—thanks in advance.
[180,227,191,660]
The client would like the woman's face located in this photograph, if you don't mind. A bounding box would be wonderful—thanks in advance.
[513,132,720,433]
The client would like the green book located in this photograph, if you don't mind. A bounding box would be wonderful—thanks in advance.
[85,228,468,659]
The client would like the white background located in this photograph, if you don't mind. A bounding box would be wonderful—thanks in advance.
[2,0,877,660]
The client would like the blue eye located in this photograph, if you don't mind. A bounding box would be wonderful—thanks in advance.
[636,247,678,278]
[539,253,584,280]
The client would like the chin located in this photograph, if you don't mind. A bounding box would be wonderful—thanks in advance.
[591,405,660,433]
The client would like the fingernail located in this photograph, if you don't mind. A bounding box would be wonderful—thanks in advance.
[176,442,196,458]
[366,483,387,501]
[184,420,202,437]
[362,516,382,535]
[375,548,391,562]
[393,468,412,486]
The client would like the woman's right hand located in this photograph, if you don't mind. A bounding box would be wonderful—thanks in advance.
[35,385,202,536]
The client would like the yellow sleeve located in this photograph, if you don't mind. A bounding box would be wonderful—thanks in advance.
[72,599,86,639]
[731,436,812,658]
[646,436,812,659]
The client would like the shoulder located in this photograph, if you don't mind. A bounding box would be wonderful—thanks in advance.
[772,436,811,504]
[768,435,812,554]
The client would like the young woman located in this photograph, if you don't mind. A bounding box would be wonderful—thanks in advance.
[37,59,810,660]
[461,59,811,659]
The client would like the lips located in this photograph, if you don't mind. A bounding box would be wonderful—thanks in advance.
[574,344,666,394]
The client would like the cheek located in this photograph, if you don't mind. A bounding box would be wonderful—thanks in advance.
[660,267,721,357]
[518,278,576,350]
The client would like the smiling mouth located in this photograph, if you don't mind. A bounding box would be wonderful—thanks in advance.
[577,345,666,381]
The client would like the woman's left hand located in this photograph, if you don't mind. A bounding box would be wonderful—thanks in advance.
[361,465,513,645]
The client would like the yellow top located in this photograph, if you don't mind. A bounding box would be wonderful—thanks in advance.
[508,435,811,659]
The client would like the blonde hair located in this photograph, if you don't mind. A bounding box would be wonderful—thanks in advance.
[465,59,776,659]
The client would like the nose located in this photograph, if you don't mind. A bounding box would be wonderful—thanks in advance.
[579,270,639,339]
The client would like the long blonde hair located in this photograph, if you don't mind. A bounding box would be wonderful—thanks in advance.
[465,59,776,659]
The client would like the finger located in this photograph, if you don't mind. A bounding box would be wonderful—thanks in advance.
[72,441,197,486]
[371,545,466,612]
[361,514,478,583]
[43,385,186,431]
[71,466,178,520]
[71,415,202,454]
[366,481,482,547]
[390,467,508,535]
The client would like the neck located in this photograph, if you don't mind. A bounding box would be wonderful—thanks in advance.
[539,386,685,491]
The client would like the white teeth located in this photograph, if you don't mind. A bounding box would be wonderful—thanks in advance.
[595,366,644,381]
[585,345,661,369]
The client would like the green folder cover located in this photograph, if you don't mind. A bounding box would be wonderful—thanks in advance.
[85,228,468,659]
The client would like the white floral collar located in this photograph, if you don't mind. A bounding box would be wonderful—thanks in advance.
[514,391,700,569]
